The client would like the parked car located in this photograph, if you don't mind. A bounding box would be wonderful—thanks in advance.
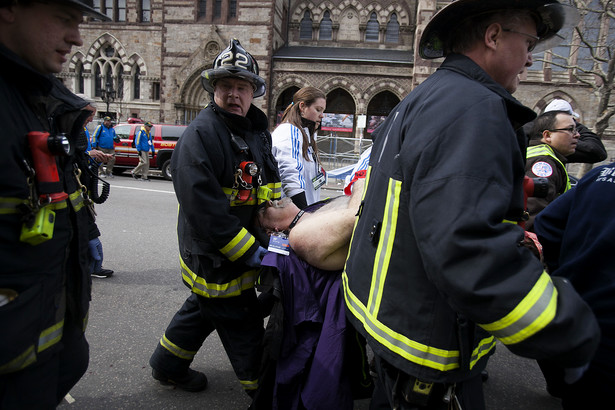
[112,123,187,180]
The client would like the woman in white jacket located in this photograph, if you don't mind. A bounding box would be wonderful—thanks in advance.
[272,86,327,209]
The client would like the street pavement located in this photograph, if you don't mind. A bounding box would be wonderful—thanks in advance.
[59,174,563,409]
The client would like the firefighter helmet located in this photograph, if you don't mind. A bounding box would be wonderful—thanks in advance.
[201,39,266,98]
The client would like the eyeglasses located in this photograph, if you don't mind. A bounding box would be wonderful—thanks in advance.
[548,126,579,135]
[502,28,539,52]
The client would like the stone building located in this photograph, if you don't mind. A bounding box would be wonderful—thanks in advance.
[59,0,613,164]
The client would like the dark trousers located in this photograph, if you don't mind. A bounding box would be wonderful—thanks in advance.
[369,354,485,410]
[0,316,89,409]
[150,290,264,393]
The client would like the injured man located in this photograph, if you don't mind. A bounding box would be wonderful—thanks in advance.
[252,179,372,410]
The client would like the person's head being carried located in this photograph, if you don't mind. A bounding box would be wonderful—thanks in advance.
[279,86,326,161]
[531,111,579,156]
[419,0,578,94]
[201,38,265,117]
[0,0,109,75]
[257,197,299,236]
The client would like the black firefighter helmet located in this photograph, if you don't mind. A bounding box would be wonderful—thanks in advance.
[201,39,266,98]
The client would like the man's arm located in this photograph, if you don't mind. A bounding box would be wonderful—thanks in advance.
[289,179,364,270]
[566,122,607,164]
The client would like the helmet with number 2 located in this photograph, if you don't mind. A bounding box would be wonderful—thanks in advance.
[201,39,266,98]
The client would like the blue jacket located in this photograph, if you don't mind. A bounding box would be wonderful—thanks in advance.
[135,126,155,153]
[92,124,117,149]
[534,163,615,376]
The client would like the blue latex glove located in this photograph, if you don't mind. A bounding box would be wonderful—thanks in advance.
[245,246,268,268]
[88,237,103,273]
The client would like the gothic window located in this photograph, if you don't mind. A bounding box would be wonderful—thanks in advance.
[214,0,222,17]
[319,11,332,40]
[133,66,141,100]
[141,0,151,22]
[94,65,102,97]
[300,10,312,40]
[385,13,399,43]
[229,0,237,18]
[198,0,206,18]
[366,12,379,42]
[76,61,84,94]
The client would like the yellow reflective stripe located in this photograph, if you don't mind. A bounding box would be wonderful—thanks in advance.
[239,378,259,391]
[502,219,517,224]
[479,271,557,344]
[219,228,255,261]
[367,178,401,318]
[343,275,462,371]
[268,182,282,200]
[0,197,27,214]
[527,145,571,192]
[180,256,257,298]
[0,345,37,374]
[38,319,64,353]
[222,182,282,206]
[470,336,496,369]
[68,190,85,212]
[160,334,198,360]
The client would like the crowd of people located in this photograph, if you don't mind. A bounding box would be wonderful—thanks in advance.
[1,0,612,409]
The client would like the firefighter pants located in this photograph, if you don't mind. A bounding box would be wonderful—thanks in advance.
[0,315,89,409]
[149,290,264,394]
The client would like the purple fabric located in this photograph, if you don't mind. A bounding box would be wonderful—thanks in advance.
[262,250,353,410]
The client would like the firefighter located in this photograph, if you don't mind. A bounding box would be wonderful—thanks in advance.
[0,0,110,407]
[342,1,600,409]
[149,39,281,395]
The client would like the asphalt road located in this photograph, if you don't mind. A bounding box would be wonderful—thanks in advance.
[59,174,563,410]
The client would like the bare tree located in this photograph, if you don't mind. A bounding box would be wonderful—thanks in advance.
[540,0,615,176]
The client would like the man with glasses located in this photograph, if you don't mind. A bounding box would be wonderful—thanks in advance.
[342,1,599,409]
[525,111,580,231]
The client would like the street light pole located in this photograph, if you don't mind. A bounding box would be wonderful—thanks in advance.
[101,78,116,118]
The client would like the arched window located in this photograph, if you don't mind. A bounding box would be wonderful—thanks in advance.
[76,61,84,94]
[319,11,332,40]
[133,66,141,100]
[366,12,379,42]
[385,13,400,43]
[300,10,313,40]
[94,64,102,97]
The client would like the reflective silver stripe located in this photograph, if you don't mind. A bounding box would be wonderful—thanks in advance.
[0,197,27,214]
[38,319,64,353]
[0,345,36,375]
[180,256,258,298]
[160,334,198,360]
[480,271,557,344]
[219,228,255,262]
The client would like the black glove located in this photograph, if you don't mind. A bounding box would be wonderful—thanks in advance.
[290,192,308,210]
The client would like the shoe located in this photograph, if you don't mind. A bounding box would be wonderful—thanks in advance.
[131,172,139,179]
[91,268,114,278]
[108,174,114,179]
[141,178,151,182]
[152,368,208,392]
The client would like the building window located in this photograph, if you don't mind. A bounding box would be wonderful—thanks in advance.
[300,10,312,40]
[94,65,102,97]
[385,13,399,43]
[366,12,379,42]
[117,0,126,21]
[198,0,206,18]
[214,0,221,18]
[76,61,84,94]
[103,0,113,19]
[229,0,236,18]
[141,0,151,22]
[319,11,332,40]
[133,66,141,99]
[153,82,160,101]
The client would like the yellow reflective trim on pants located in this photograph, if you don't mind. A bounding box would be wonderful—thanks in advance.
[160,334,198,361]
[38,319,64,353]
[479,271,557,344]
[367,178,401,319]
[0,345,37,375]
[180,256,258,298]
[0,197,28,214]
[240,378,259,391]
[219,228,255,262]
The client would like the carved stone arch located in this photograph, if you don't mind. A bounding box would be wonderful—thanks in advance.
[320,77,359,109]
[385,3,411,26]
[179,66,210,110]
[313,2,333,22]
[292,1,316,22]
[127,53,147,76]
[83,33,129,73]
[270,75,312,110]
[533,91,581,116]
[363,2,385,24]
[68,51,86,72]
[363,80,405,104]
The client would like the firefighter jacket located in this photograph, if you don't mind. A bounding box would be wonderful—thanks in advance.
[171,101,281,298]
[0,44,95,374]
[525,140,571,231]
[342,54,600,385]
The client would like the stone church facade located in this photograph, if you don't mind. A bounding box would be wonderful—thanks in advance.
[59,0,613,152]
